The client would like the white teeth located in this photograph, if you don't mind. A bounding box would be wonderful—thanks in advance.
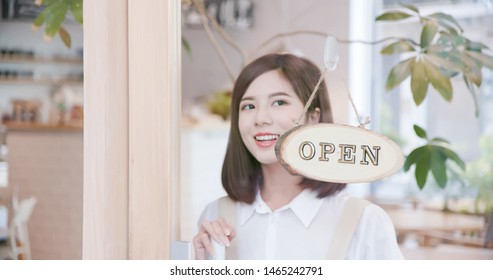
[255,135,279,141]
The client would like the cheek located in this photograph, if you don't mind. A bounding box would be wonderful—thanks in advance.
[238,117,249,138]
[278,108,301,126]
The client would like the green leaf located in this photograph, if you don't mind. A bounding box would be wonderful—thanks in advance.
[431,148,447,188]
[58,26,71,48]
[465,50,493,70]
[400,3,419,13]
[43,0,69,38]
[462,51,482,67]
[420,22,438,49]
[428,12,463,33]
[431,137,450,144]
[443,26,459,36]
[437,32,466,48]
[443,50,476,77]
[437,146,466,170]
[413,124,428,139]
[32,10,46,28]
[465,39,489,52]
[415,151,431,189]
[385,57,415,91]
[69,0,83,24]
[182,37,192,56]
[464,65,483,88]
[424,59,453,102]
[463,76,480,117]
[424,44,444,54]
[404,145,428,171]
[411,60,429,105]
[424,52,464,73]
[380,40,416,55]
[41,0,61,5]
[376,11,412,21]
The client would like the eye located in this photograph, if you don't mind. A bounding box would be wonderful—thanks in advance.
[241,104,255,111]
[273,100,288,106]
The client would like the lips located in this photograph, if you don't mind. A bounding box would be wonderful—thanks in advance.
[254,133,279,147]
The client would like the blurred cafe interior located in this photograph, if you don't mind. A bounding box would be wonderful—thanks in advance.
[1,0,493,260]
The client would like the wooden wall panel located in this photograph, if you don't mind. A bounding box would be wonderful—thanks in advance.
[83,0,129,259]
[127,0,180,259]
[83,0,180,259]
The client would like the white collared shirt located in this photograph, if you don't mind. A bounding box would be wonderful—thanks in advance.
[198,189,404,260]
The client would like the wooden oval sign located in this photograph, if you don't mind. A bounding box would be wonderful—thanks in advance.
[275,124,404,183]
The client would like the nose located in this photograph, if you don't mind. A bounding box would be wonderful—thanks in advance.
[254,105,272,126]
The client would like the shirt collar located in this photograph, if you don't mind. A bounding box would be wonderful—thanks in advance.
[238,188,324,228]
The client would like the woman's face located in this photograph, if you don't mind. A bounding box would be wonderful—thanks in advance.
[238,70,319,165]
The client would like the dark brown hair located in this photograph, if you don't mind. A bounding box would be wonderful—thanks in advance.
[221,53,346,204]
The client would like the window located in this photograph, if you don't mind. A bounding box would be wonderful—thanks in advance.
[350,0,493,201]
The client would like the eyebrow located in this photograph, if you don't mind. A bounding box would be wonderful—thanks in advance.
[240,92,293,102]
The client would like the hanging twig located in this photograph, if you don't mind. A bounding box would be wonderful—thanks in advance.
[250,30,327,57]
[192,0,236,83]
[189,1,419,78]
[336,63,371,128]
[295,68,327,125]
[248,30,419,58]
[202,6,248,66]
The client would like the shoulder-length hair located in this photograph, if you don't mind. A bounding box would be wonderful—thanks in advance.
[221,53,346,204]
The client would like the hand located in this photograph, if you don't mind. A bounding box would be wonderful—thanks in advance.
[192,217,236,260]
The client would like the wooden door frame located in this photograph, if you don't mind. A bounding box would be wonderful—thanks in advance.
[83,0,181,259]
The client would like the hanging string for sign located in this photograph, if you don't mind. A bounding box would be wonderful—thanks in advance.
[277,35,404,184]
[295,36,371,128]
[336,62,371,128]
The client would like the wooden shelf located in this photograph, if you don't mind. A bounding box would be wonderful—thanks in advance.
[0,77,83,85]
[0,56,82,65]
[5,123,83,132]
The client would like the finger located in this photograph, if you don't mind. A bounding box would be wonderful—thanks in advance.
[211,221,230,246]
[193,232,215,258]
[201,221,224,245]
[200,232,216,257]
[217,217,233,236]
[217,218,236,242]
[192,235,206,260]
[227,226,237,241]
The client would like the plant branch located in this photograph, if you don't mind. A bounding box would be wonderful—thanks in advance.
[192,0,236,83]
[249,30,327,57]
[340,37,419,46]
[249,30,420,57]
[202,5,248,66]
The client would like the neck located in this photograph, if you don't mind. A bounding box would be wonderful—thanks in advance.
[260,162,304,211]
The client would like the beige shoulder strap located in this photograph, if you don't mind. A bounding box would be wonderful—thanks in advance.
[218,196,369,260]
[217,196,237,260]
[327,197,370,260]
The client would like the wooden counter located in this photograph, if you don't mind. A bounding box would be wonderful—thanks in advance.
[401,245,493,260]
[6,123,83,132]
[387,208,485,234]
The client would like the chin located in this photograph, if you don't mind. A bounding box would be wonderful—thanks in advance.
[259,160,279,165]
[254,155,279,165]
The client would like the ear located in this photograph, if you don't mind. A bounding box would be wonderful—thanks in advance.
[307,107,321,124]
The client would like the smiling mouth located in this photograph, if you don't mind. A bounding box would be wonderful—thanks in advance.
[254,134,280,141]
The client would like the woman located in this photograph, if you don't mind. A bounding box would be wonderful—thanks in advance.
[193,53,403,260]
